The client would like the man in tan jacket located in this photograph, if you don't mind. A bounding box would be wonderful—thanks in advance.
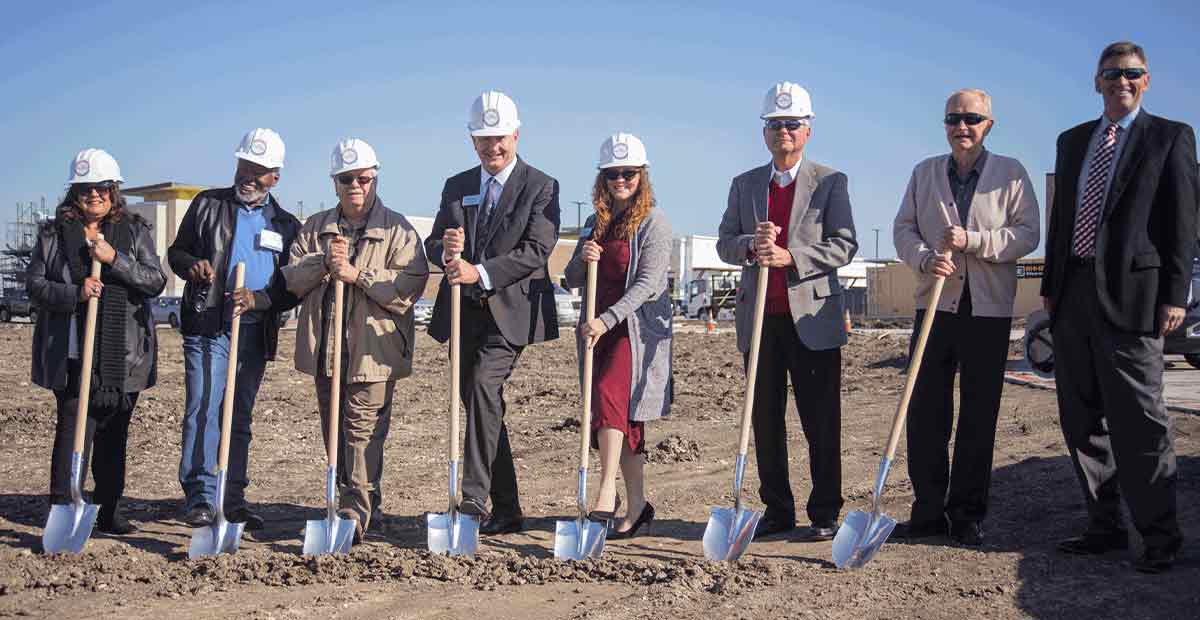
[282,138,429,540]
[892,89,1039,546]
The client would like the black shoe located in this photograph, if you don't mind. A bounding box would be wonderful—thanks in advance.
[457,497,490,518]
[1057,531,1129,556]
[950,520,983,546]
[98,511,137,535]
[480,513,525,535]
[182,504,215,527]
[794,521,838,542]
[225,506,265,531]
[1134,547,1177,574]
[892,518,949,540]
[610,503,655,540]
[588,495,622,524]
[754,516,795,540]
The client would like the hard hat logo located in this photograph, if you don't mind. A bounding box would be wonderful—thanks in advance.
[775,92,793,109]
[74,161,90,177]
[342,148,358,165]
[612,143,629,159]
[483,109,501,127]
[250,140,268,156]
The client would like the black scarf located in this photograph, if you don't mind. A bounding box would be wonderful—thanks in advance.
[60,217,134,414]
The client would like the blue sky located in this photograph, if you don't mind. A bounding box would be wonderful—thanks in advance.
[2,0,1197,257]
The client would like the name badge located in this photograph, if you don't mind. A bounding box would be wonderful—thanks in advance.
[462,194,482,207]
[258,230,283,252]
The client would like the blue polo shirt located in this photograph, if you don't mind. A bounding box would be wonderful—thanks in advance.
[226,195,278,325]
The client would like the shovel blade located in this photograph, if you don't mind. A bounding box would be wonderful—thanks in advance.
[702,506,761,561]
[426,512,479,558]
[303,515,356,556]
[42,502,99,554]
[553,519,607,561]
[188,520,245,559]
[831,509,896,569]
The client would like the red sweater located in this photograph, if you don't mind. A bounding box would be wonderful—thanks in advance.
[765,180,795,315]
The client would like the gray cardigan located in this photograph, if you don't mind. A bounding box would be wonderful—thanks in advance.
[564,208,673,422]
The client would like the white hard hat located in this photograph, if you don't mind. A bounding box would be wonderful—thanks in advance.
[67,148,124,185]
[760,82,815,120]
[597,133,649,169]
[234,128,286,169]
[330,138,381,177]
[468,90,521,137]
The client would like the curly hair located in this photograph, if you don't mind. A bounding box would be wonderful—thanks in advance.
[589,166,655,241]
[54,183,128,223]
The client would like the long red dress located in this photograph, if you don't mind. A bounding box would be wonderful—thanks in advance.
[589,228,645,454]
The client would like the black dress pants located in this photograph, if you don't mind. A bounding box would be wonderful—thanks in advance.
[748,314,843,525]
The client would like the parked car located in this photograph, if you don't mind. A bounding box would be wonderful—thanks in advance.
[151,296,182,328]
[413,298,434,326]
[0,292,36,323]
[555,285,581,325]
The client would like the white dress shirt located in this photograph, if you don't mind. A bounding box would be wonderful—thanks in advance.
[770,156,803,188]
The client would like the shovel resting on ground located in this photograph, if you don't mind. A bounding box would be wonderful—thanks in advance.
[43,258,103,554]
[554,260,607,561]
[189,262,247,559]
[304,280,357,555]
[427,253,479,557]
[703,263,769,561]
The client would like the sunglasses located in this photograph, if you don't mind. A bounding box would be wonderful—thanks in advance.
[603,169,640,181]
[944,113,989,126]
[765,119,807,131]
[337,174,376,186]
[75,181,116,196]
[1100,67,1147,81]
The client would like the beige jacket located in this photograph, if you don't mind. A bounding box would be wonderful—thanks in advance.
[282,199,430,382]
[893,153,1040,317]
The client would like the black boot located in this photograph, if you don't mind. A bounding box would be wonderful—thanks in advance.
[98,505,137,535]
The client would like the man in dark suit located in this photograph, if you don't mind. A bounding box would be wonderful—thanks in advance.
[425,90,561,535]
[1041,41,1198,574]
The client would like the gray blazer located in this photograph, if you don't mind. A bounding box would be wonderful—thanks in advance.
[717,160,858,352]
[564,208,673,422]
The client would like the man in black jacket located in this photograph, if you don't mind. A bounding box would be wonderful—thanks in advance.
[425,91,560,535]
[168,128,301,529]
[1041,42,1199,574]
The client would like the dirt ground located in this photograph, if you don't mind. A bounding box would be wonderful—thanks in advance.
[0,322,1196,620]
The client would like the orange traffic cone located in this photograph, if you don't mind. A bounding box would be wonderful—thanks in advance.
[843,307,853,334]
[706,308,717,334]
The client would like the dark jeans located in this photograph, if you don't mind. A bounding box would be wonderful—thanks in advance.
[906,306,1012,525]
[747,314,843,525]
[49,360,139,516]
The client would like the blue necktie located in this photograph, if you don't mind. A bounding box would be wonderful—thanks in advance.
[476,178,499,258]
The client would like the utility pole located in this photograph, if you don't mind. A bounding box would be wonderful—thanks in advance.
[873,228,880,259]
[570,200,587,232]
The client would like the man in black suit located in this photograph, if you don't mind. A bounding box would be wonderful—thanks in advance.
[1041,41,1198,574]
[425,90,561,534]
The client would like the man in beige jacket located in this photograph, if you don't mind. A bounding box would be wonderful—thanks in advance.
[892,89,1039,546]
[282,139,429,540]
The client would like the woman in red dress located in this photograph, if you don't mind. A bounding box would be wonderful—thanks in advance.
[564,133,674,539]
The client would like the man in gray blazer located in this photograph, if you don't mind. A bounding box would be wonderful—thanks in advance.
[717,81,858,541]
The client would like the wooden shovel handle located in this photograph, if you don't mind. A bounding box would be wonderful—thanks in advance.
[577,261,599,468]
[448,253,461,462]
[72,259,102,455]
[327,280,344,468]
[217,263,245,473]
[736,265,770,458]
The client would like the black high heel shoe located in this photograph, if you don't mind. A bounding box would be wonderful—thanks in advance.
[609,502,655,540]
[587,494,621,523]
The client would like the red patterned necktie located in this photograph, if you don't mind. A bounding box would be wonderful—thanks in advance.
[1071,123,1121,257]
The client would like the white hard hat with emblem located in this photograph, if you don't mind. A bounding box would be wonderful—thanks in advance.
[67,148,124,185]
[330,138,381,177]
[468,90,521,137]
[597,133,649,169]
[234,128,286,169]
[760,82,815,120]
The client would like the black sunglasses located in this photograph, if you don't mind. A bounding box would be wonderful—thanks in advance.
[765,119,807,131]
[74,181,116,195]
[1100,67,1147,81]
[337,174,376,186]
[944,113,989,126]
[602,169,640,181]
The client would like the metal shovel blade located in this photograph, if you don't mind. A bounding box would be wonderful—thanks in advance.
[832,509,897,570]
[188,472,244,559]
[303,515,356,556]
[554,517,607,561]
[426,511,480,557]
[702,506,762,561]
[42,500,98,555]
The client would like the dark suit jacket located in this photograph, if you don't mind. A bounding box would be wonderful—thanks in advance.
[425,158,561,346]
[1041,110,1199,333]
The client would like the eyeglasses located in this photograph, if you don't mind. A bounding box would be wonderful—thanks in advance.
[74,181,116,196]
[337,174,376,187]
[602,169,640,181]
[1100,67,1147,81]
[944,113,989,126]
[765,119,808,131]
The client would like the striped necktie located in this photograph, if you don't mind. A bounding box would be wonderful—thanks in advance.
[1072,123,1120,257]
[475,177,499,259]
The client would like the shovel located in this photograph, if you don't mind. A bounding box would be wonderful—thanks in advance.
[189,262,247,559]
[554,260,607,561]
[703,263,769,561]
[304,280,357,555]
[427,253,479,557]
[43,258,102,554]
